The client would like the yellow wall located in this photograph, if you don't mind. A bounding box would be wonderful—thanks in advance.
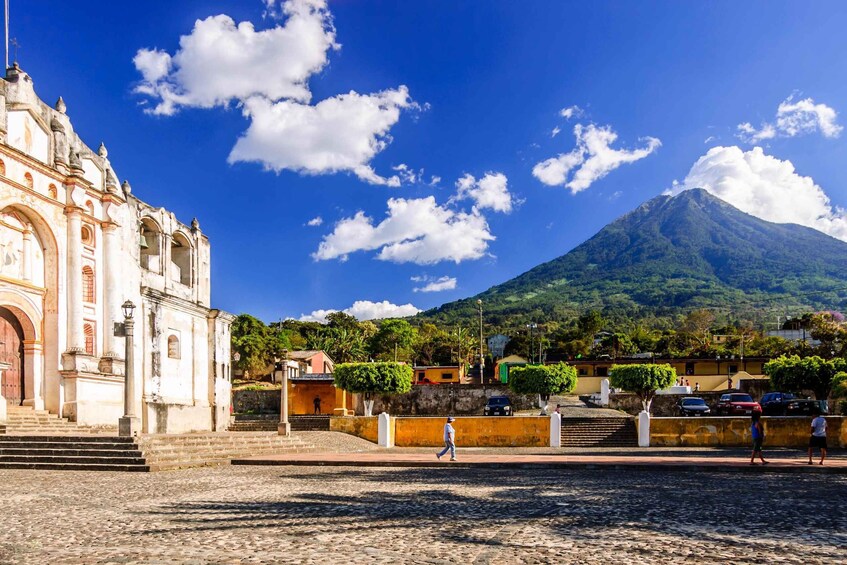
[573,377,604,395]
[288,381,353,415]
[414,366,463,384]
[650,416,846,448]
[329,415,380,443]
[395,416,549,447]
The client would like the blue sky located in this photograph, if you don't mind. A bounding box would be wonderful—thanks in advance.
[14,1,847,322]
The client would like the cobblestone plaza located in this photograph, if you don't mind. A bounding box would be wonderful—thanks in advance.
[1,465,845,564]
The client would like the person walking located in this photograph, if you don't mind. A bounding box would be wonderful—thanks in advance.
[436,416,457,461]
[750,412,768,465]
[808,410,827,465]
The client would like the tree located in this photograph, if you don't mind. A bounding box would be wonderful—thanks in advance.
[231,314,282,378]
[609,364,676,413]
[370,319,416,362]
[509,363,578,412]
[763,355,847,400]
[333,362,413,416]
[679,309,716,351]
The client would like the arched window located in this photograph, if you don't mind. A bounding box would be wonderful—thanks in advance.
[23,172,33,189]
[139,219,162,273]
[170,233,193,287]
[84,323,95,356]
[48,184,57,199]
[82,266,95,303]
[167,335,180,359]
[0,159,5,176]
[81,225,95,247]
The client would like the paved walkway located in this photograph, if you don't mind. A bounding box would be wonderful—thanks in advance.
[234,449,846,473]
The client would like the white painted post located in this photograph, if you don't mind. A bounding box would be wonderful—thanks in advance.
[638,410,651,447]
[550,412,561,447]
[600,378,610,406]
[0,363,9,425]
[378,412,393,448]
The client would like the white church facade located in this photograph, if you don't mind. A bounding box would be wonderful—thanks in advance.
[0,64,234,433]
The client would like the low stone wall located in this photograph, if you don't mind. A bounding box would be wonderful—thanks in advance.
[331,415,550,447]
[650,416,847,448]
[610,392,726,417]
[232,389,280,414]
[329,416,380,443]
[362,384,537,416]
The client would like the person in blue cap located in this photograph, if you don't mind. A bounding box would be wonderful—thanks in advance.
[436,416,457,461]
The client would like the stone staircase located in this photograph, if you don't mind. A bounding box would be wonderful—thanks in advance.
[3,405,114,435]
[228,413,279,432]
[290,415,330,431]
[136,433,314,471]
[560,417,638,448]
[0,435,149,471]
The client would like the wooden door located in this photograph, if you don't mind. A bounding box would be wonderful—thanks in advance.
[0,307,24,406]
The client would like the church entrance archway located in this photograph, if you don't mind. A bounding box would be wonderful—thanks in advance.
[0,306,25,406]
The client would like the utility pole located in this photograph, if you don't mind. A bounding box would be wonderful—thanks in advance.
[477,299,484,384]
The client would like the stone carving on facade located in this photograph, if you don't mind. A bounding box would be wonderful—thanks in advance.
[68,148,83,172]
[51,117,68,166]
[149,301,163,397]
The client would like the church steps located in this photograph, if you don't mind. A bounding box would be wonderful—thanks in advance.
[0,447,144,457]
[560,417,638,448]
[0,462,151,472]
[0,455,147,465]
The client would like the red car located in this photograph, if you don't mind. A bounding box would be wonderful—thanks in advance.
[716,393,761,416]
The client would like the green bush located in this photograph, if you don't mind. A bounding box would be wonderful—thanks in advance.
[830,371,847,399]
[609,363,676,413]
[333,362,413,398]
[764,355,846,400]
[508,363,577,398]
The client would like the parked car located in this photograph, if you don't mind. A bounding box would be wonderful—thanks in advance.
[677,397,711,417]
[760,392,829,416]
[715,393,761,416]
[484,396,513,416]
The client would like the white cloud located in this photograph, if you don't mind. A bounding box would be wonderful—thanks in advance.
[704,135,716,144]
[133,0,337,116]
[313,196,495,264]
[551,126,561,138]
[668,145,847,241]
[228,87,415,185]
[412,275,457,293]
[306,216,323,227]
[532,124,661,193]
[299,300,421,322]
[134,0,417,186]
[454,172,514,213]
[560,105,583,120]
[737,96,842,143]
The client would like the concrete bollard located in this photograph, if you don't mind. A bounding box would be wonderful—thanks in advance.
[0,390,6,426]
[600,378,610,406]
[378,412,393,448]
[550,412,562,447]
[637,410,650,447]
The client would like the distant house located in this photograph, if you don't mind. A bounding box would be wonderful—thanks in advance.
[286,350,335,375]
[280,350,352,416]
[413,365,466,384]
[765,329,820,346]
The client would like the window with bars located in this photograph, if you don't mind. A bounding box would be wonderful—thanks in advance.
[84,323,95,356]
[82,266,95,303]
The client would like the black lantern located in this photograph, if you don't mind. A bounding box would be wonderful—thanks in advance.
[122,300,136,320]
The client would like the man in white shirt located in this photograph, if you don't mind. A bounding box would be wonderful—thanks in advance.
[436,417,457,461]
[808,411,827,465]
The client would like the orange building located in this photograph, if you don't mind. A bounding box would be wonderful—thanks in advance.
[283,350,352,415]
[413,365,466,384]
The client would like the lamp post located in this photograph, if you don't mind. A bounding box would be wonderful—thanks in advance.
[117,300,140,437]
[526,323,537,363]
[278,348,290,436]
[477,299,484,384]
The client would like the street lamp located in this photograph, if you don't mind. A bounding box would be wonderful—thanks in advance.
[278,348,290,436]
[477,299,484,384]
[526,323,537,363]
[117,300,140,437]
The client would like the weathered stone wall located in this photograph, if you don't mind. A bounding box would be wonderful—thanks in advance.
[650,416,846,448]
[610,392,726,417]
[232,389,280,414]
[361,384,538,416]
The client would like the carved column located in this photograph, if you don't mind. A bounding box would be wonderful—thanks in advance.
[21,226,32,282]
[101,221,120,357]
[65,207,84,352]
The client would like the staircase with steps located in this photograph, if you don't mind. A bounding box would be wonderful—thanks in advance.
[228,414,279,432]
[290,415,330,431]
[560,417,638,448]
[0,435,148,471]
[136,433,315,471]
[3,405,116,435]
